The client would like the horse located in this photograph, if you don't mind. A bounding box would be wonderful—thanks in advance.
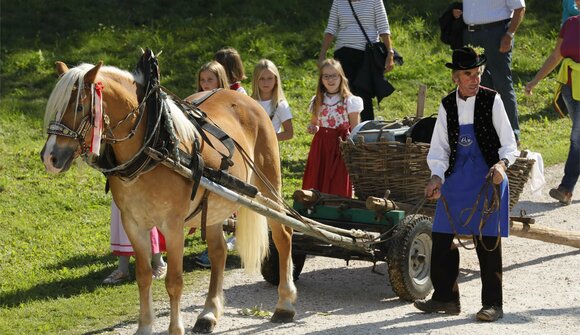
[40,50,296,334]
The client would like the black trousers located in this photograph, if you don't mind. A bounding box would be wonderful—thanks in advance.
[333,47,374,121]
[430,232,503,307]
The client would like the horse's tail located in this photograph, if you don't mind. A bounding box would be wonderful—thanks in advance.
[235,206,269,274]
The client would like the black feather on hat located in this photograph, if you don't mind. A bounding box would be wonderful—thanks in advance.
[445,47,487,70]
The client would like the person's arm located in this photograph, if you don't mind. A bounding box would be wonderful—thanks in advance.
[425,175,443,200]
[277,119,294,141]
[307,113,319,134]
[500,7,525,53]
[319,33,335,66]
[319,1,338,66]
[426,103,450,183]
[347,95,363,129]
[348,111,360,130]
[525,38,564,95]
[380,33,395,73]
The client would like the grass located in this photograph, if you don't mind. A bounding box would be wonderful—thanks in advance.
[0,0,570,333]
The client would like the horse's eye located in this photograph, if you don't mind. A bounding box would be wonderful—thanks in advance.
[77,105,84,113]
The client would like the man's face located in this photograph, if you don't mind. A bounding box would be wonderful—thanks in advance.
[453,66,483,97]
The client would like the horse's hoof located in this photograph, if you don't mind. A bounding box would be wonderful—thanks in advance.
[270,309,295,323]
[192,318,216,334]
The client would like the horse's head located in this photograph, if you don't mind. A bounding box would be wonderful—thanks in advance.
[40,61,103,173]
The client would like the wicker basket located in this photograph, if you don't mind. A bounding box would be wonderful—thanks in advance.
[340,138,535,211]
[340,138,432,205]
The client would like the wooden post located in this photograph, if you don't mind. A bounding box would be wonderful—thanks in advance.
[416,84,427,118]
[510,220,580,249]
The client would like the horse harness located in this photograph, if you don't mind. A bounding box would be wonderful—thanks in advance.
[50,51,252,238]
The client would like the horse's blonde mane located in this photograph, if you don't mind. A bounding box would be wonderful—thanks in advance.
[44,61,196,144]
[44,63,137,130]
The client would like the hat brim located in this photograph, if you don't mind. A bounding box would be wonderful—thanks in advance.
[445,54,487,70]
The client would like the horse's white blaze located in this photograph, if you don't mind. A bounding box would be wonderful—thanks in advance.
[42,135,61,174]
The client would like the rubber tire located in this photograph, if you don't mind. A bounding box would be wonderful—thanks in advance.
[261,242,306,285]
[387,214,433,301]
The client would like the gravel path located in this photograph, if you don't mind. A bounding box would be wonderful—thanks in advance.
[112,163,580,335]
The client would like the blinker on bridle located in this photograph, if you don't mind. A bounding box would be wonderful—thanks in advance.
[47,82,98,159]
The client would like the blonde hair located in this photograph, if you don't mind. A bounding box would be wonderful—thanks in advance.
[214,47,246,84]
[312,59,352,116]
[251,59,286,112]
[196,61,228,92]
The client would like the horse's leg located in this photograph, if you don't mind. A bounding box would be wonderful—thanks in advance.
[127,227,155,335]
[162,225,185,335]
[269,222,297,322]
[193,222,227,333]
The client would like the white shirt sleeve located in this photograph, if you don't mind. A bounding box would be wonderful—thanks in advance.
[491,94,518,165]
[346,95,364,113]
[275,100,293,124]
[324,0,339,35]
[427,103,450,182]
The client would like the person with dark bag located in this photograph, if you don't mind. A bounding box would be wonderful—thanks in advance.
[438,2,466,50]
[318,0,395,121]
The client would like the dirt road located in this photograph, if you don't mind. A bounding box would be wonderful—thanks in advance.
[113,163,580,335]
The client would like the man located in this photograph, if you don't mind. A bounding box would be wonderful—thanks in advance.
[414,47,518,322]
[460,0,525,143]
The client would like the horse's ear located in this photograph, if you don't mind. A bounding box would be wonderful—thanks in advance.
[84,61,103,84]
[55,61,69,75]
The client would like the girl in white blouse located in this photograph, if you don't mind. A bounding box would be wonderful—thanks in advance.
[251,59,294,141]
[302,59,362,197]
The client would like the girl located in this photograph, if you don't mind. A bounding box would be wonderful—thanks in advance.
[251,59,294,141]
[215,47,248,95]
[302,59,362,198]
[196,61,228,92]
[104,201,167,284]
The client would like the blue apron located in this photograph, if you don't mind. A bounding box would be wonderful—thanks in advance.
[433,124,510,237]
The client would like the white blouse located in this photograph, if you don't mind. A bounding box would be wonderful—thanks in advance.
[258,99,293,133]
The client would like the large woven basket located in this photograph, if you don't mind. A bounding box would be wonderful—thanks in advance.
[339,138,535,211]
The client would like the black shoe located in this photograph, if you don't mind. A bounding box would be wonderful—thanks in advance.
[476,305,503,322]
[414,298,461,315]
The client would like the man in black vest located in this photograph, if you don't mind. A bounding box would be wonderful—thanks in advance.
[414,47,518,322]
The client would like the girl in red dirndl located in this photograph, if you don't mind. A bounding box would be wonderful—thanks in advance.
[302,59,363,198]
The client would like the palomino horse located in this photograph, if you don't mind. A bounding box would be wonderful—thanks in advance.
[40,51,296,334]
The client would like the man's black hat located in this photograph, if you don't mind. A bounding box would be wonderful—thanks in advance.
[445,47,487,70]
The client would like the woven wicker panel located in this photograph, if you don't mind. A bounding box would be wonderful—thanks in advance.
[340,139,535,211]
[506,157,535,210]
[340,139,432,204]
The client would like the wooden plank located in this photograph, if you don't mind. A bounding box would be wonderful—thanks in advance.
[510,221,580,248]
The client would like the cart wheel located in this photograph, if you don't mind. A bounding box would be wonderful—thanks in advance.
[261,242,306,285]
[387,214,433,301]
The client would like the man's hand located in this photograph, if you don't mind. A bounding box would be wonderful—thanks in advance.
[425,175,443,200]
[487,161,507,185]
[499,33,513,53]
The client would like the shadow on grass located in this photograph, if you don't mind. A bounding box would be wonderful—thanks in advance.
[0,251,241,309]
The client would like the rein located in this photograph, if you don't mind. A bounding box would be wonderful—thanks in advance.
[439,176,503,251]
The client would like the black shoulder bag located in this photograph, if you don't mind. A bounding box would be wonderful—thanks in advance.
[347,0,403,68]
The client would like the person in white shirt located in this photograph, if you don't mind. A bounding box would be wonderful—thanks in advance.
[251,59,294,141]
[414,47,518,322]
[458,0,525,143]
